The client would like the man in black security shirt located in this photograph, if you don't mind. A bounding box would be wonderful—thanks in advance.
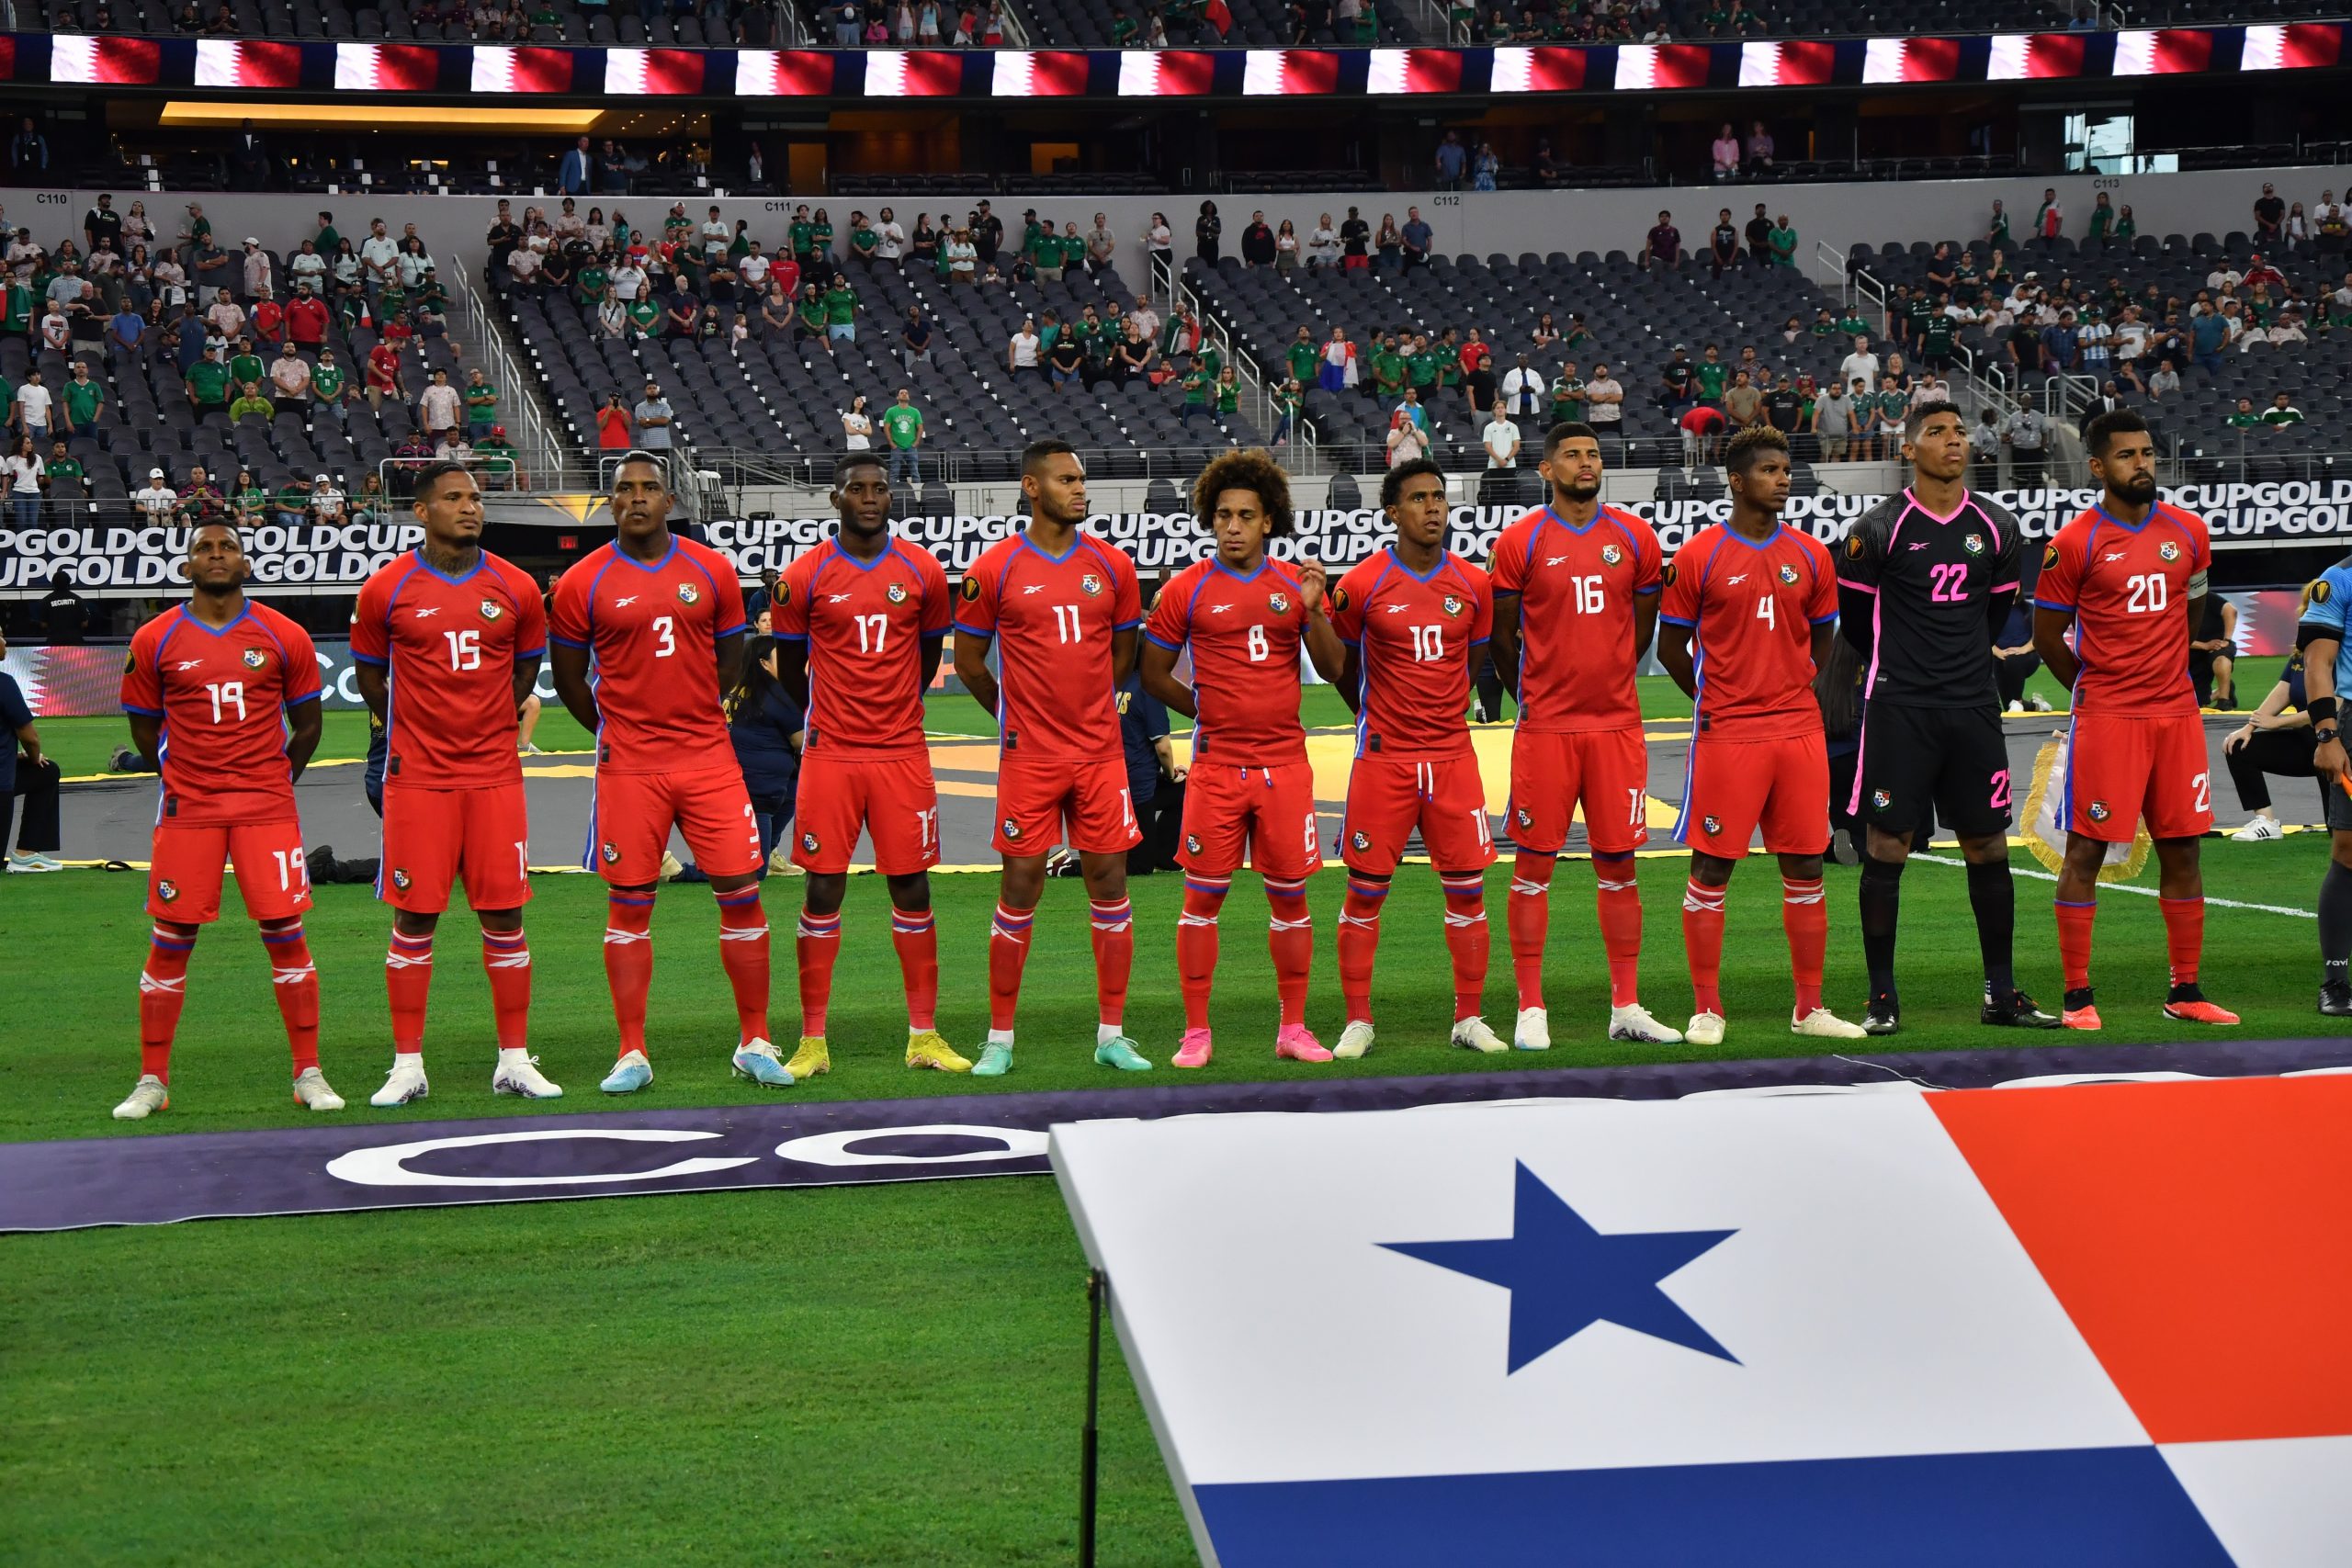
[1836,398,2060,1035]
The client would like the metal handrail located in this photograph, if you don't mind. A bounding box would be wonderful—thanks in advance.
[446,251,564,490]
[1159,251,1320,472]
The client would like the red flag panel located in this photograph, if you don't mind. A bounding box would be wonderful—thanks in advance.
[377,43,440,91]
[1775,39,1834,85]
[1905,37,1961,80]
[236,40,303,87]
[1405,48,1463,94]
[508,46,572,93]
[1525,46,1586,91]
[1653,43,1711,89]
[1157,51,1216,95]
[2025,32,2086,77]
[1029,50,1090,96]
[1284,50,1340,94]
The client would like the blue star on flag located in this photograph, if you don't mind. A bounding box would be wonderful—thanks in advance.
[1382,1162,1739,1373]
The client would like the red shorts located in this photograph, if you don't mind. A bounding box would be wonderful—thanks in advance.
[2063,712,2213,842]
[379,781,533,914]
[1508,727,1651,855]
[588,763,763,885]
[993,755,1140,857]
[1180,761,1323,880]
[793,751,942,875]
[148,818,311,925]
[1675,733,1829,859]
[1340,753,1497,876]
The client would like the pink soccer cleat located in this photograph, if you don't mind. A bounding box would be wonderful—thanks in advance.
[1171,1028,1214,1068]
[1274,1023,1332,1063]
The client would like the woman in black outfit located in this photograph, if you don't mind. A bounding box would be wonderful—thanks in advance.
[2222,649,2316,842]
[1194,200,1221,267]
[726,634,806,872]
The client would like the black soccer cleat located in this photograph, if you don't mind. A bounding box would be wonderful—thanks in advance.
[2320,981,2352,1019]
[1983,986,2063,1029]
[1861,993,1901,1036]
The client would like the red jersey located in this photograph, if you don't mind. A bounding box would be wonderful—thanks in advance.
[1329,547,1493,761]
[2032,501,2209,717]
[1143,555,1322,765]
[954,529,1142,762]
[350,548,548,789]
[1659,522,1838,739]
[121,600,322,827]
[366,344,401,391]
[549,536,748,773]
[1488,502,1664,733]
[772,535,952,758]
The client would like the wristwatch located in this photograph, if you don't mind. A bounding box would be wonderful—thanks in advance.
[2318,726,2342,746]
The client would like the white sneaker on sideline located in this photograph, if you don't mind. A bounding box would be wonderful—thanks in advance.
[1792,1006,1868,1040]
[6,852,62,873]
[491,1054,563,1099]
[1451,1016,1508,1054]
[1333,1021,1375,1059]
[1512,1006,1551,1051]
[370,1055,430,1107]
[2229,818,2282,843]
[292,1066,346,1111]
[1684,1011,1726,1047]
[1609,1003,1684,1044]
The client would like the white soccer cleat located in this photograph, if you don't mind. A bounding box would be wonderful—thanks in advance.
[370,1055,431,1107]
[1451,1016,1509,1054]
[1512,1006,1552,1052]
[292,1066,346,1111]
[491,1054,563,1099]
[1609,1003,1685,1044]
[1684,1010,1726,1046]
[1792,1006,1869,1040]
[2228,818,2282,843]
[112,1074,169,1120]
[1332,1020,1376,1059]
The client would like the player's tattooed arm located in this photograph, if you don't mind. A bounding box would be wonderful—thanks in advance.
[953,627,1001,719]
[549,641,601,734]
[1138,638,1194,720]
[2031,605,2080,690]
[510,653,541,718]
[284,697,322,782]
[1487,592,1523,696]
[1655,621,1698,700]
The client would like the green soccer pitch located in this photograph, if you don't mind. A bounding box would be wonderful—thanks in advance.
[3,821,2344,1564]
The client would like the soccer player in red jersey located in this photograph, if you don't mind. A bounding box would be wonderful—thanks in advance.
[112,522,343,1119]
[953,440,1151,1075]
[350,461,557,1107]
[1487,422,1683,1050]
[2031,409,2237,1029]
[772,451,968,1077]
[1657,425,1865,1045]
[1327,458,1506,1059]
[549,454,785,1092]
[1139,448,1346,1066]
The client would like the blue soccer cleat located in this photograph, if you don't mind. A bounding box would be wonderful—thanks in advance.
[971,1042,1013,1077]
[730,1038,796,1088]
[600,1049,653,1094]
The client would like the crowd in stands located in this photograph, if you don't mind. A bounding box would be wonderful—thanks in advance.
[0,194,529,520]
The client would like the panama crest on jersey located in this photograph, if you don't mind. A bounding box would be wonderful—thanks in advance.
[2159,541,2181,562]
[1185,833,1202,855]
[242,648,267,669]
[601,841,620,864]
[1872,789,1893,811]
[1442,594,1464,618]
[2087,801,2111,824]
[1080,572,1104,597]
[1776,563,1800,585]
[887,581,908,604]
[1268,592,1291,614]
[801,831,820,853]
[1600,544,1623,566]
[1962,534,1986,557]
[676,581,701,605]
[481,599,504,621]
[157,879,179,903]
[1002,818,1023,841]
[1351,829,1372,852]
[1703,816,1722,836]
[391,868,412,890]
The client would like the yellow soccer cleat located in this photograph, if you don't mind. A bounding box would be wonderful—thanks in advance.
[906,1030,973,1073]
[785,1037,831,1080]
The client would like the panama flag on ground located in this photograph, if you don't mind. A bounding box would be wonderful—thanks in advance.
[1052,1075,2350,1566]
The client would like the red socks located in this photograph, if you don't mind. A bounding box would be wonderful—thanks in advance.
[988,900,1033,1032]
[891,906,939,1032]
[1682,877,1725,1017]
[1782,875,1826,1018]
[715,886,772,1046]
[480,927,531,1051]
[1337,877,1386,1024]
[603,892,654,1058]
[1595,852,1643,1009]
[2056,899,2096,990]
[1439,871,1488,1021]
[1262,874,1312,1028]
[386,929,433,1054]
[260,918,321,1074]
[138,925,195,1082]
[1177,875,1228,1032]
[1090,897,1134,1029]
[796,906,842,1038]
[1508,852,1554,1013]
[2160,896,2203,987]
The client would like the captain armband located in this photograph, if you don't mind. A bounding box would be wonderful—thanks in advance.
[2185,570,2209,598]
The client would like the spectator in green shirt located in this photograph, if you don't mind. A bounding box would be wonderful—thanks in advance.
[1180,355,1210,428]
[311,349,348,424]
[850,216,878,262]
[1111,6,1136,40]
[823,274,857,344]
[1214,367,1240,417]
[810,211,835,262]
[2262,393,2305,427]
[1835,310,1870,339]
[229,382,274,423]
[1406,338,1439,394]
[575,258,609,306]
[1272,378,1303,446]
[273,478,312,528]
[1768,215,1797,267]
[626,297,661,335]
[1549,364,1585,422]
[1372,339,1406,407]
[186,345,232,412]
[44,441,83,500]
[881,389,923,486]
[788,208,814,263]
[61,364,103,436]
[228,340,265,390]
[1286,326,1318,388]
[464,367,500,437]
[2225,398,2265,429]
[1692,344,1728,402]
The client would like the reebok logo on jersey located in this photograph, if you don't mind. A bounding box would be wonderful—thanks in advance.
[1962,534,1986,556]
[827,592,854,604]
[241,649,267,669]
[1546,555,1570,567]
[1908,541,1931,551]
[175,659,205,671]
[676,583,700,605]
[480,600,503,621]
[1725,574,1748,586]
[2103,551,2130,563]
[1385,604,1410,615]
[1021,583,1048,595]
[413,605,443,617]
[1210,604,1233,615]
[887,582,908,604]
[1777,564,1800,584]
[615,595,639,608]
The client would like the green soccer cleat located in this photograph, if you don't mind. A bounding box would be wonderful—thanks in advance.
[971,1042,1013,1077]
[1093,1036,1152,1071]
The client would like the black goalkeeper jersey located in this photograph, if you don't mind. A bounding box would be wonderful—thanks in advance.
[1836,488,2024,709]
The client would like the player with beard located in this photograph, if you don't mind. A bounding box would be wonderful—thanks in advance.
[954,440,1151,1075]
[352,460,558,1105]
[1328,458,1506,1058]
[1487,422,1682,1049]
[1139,447,1346,1066]
[113,522,341,1118]
[1658,425,1864,1044]
[2032,409,2237,1028]
[771,451,967,1077]
[550,453,786,1092]
[1836,401,2059,1034]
